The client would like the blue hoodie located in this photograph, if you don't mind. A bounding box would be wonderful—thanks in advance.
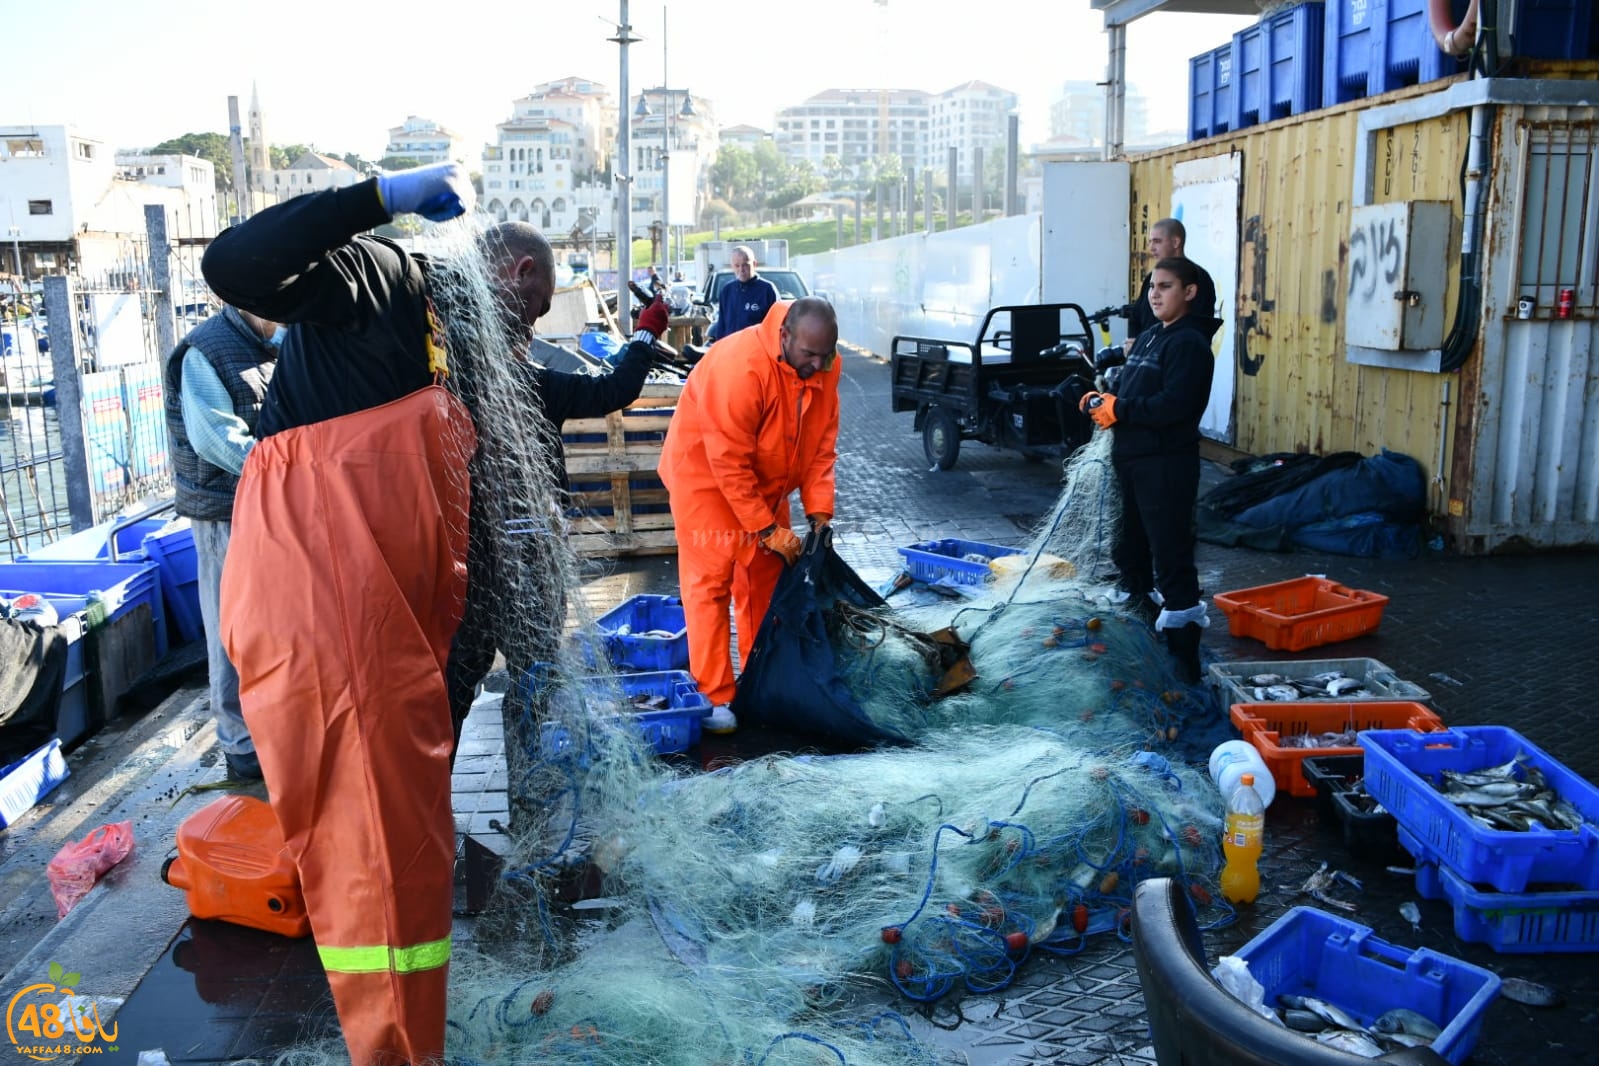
[711,274,780,340]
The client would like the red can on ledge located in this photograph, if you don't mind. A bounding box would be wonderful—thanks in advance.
[1557,288,1576,318]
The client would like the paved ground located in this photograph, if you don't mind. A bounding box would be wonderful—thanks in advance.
[3,348,1598,1064]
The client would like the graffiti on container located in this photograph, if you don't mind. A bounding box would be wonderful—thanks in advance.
[1236,215,1272,376]
[1347,217,1403,303]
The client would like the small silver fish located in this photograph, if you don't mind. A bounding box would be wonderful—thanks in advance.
[1265,684,1299,701]
[1327,677,1363,696]
[1282,1008,1327,1032]
[1500,976,1565,1008]
[1282,995,1366,1032]
[1399,901,1421,932]
[1315,1030,1386,1057]
[1248,673,1286,686]
[1373,1007,1441,1041]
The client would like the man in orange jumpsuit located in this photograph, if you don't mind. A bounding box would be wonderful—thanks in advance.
[659,297,841,734]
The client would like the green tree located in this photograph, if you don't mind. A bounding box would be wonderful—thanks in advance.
[377,155,426,172]
[821,154,850,191]
[342,152,371,174]
[766,159,823,209]
[270,143,311,170]
[751,140,787,201]
[709,145,758,208]
[151,132,234,191]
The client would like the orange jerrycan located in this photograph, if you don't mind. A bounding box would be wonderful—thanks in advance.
[162,794,311,938]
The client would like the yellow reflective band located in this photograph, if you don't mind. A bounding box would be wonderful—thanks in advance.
[318,944,392,974]
[318,936,451,975]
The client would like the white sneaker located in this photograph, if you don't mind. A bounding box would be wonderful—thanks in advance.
[703,703,738,734]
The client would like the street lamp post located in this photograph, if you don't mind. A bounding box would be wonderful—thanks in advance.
[7,225,21,285]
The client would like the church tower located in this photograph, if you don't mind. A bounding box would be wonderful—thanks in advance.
[247,82,271,192]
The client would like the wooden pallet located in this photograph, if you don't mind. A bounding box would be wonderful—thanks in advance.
[562,381,682,557]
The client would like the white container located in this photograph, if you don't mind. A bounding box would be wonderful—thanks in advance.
[1209,739,1277,808]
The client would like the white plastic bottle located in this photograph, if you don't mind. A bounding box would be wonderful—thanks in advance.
[1209,739,1276,808]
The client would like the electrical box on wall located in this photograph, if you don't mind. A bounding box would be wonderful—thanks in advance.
[1344,200,1453,359]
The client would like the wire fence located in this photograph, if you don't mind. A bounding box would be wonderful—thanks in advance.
[1,205,211,560]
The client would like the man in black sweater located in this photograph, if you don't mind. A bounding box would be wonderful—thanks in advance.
[1080,256,1216,683]
[201,162,666,1066]
[1123,217,1219,341]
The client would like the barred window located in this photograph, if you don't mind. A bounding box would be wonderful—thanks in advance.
[1515,122,1599,315]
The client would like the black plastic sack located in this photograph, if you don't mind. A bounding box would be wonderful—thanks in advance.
[0,619,67,763]
[731,531,911,750]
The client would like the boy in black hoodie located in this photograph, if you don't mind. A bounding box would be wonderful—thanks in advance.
[1079,256,1215,682]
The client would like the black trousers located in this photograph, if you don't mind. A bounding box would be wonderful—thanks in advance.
[1112,450,1201,612]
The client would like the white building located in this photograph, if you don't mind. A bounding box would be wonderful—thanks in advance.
[629,87,718,240]
[719,124,769,151]
[269,152,362,197]
[775,88,932,173]
[1,125,205,281]
[1050,80,1155,150]
[384,116,463,164]
[929,80,1018,183]
[114,151,221,239]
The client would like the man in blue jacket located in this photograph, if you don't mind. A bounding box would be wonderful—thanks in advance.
[709,245,779,341]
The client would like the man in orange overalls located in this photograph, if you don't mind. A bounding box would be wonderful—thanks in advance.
[658,297,841,734]
[201,163,667,1065]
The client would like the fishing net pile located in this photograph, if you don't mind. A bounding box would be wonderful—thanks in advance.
[273,227,1230,1064]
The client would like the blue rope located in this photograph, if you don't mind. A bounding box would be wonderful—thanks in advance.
[757,1032,847,1065]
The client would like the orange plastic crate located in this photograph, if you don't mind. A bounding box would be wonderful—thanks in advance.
[1229,700,1445,798]
[1212,576,1389,651]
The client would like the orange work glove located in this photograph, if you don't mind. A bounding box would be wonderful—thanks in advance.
[1088,394,1118,428]
[1078,391,1102,413]
[760,525,804,565]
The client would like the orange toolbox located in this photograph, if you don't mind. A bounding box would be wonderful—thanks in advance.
[1212,575,1389,651]
[1229,700,1446,798]
[162,794,310,938]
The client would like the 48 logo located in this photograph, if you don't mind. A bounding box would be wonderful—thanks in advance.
[6,962,119,1061]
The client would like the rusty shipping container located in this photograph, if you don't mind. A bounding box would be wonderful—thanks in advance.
[1126,66,1599,553]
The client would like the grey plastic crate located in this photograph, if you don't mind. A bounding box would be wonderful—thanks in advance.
[1208,656,1432,706]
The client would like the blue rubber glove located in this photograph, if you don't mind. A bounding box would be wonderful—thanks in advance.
[377,162,474,222]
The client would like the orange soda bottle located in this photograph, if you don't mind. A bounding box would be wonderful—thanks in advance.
[1219,772,1265,904]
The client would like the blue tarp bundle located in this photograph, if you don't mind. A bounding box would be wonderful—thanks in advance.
[1197,449,1426,559]
[732,532,911,750]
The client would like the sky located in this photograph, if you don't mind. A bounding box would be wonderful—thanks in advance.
[1,0,1255,161]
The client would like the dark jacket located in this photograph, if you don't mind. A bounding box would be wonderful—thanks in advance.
[162,307,276,521]
[202,180,432,437]
[1110,313,1215,460]
[711,275,779,340]
[523,345,654,495]
[1127,261,1221,340]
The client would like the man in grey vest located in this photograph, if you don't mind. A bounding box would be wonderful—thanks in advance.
[162,305,280,780]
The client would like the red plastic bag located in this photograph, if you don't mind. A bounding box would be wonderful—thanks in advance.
[46,821,135,918]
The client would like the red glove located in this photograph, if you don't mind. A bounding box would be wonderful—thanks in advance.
[637,296,670,339]
[1088,394,1118,429]
[760,526,804,565]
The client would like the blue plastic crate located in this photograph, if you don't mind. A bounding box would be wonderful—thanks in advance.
[592,594,689,672]
[21,515,168,562]
[1401,827,1599,953]
[1324,0,1462,107]
[0,559,167,660]
[0,738,70,828]
[1361,726,1599,893]
[140,522,202,645]
[1234,906,1500,1065]
[897,538,1023,586]
[1188,42,1236,140]
[512,668,711,757]
[1234,3,1324,130]
[1515,0,1596,59]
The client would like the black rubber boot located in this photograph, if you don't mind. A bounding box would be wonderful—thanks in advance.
[1164,622,1204,685]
